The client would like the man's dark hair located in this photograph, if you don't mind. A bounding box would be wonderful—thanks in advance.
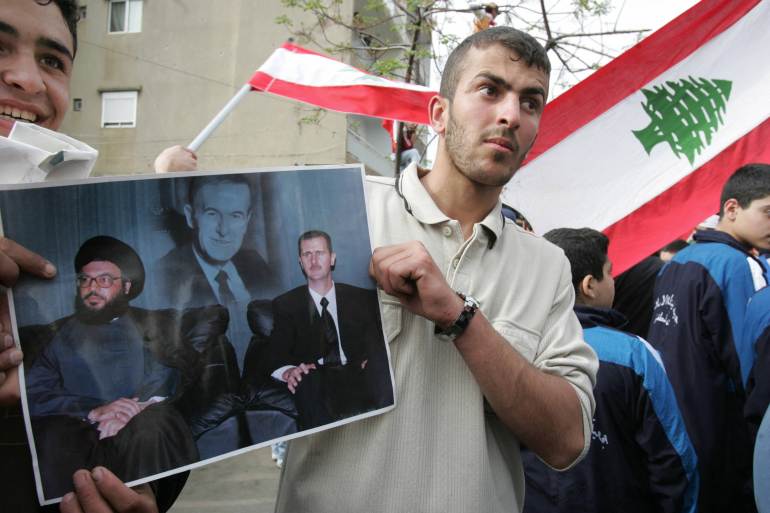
[440,26,550,100]
[74,235,145,299]
[187,174,253,209]
[42,0,80,55]
[297,230,333,256]
[719,163,770,217]
[544,227,609,294]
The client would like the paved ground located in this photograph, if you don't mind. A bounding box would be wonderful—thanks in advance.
[169,447,281,513]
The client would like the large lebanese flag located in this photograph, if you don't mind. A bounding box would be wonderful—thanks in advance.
[249,42,436,125]
[502,0,770,274]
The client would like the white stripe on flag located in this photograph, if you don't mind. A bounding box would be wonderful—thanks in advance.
[256,47,434,93]
[503,0,770,235]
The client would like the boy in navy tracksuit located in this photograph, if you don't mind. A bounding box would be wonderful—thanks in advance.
[523,228,698,513]
[647,164,770,513]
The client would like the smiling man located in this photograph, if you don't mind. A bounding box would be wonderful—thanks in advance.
[0,2,196,512]
[155,175,274,370]
[274,27,597,513]
[0,0,74,134]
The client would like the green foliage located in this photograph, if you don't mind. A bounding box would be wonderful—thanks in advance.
[371,58,406,76]
[275,14,293,27]
[574,0,611,16]
[633,76,732,164]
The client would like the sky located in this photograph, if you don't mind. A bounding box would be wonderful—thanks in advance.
[430,0,700,97]
[423,0,700,162]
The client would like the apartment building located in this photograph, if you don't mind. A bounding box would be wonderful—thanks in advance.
[61,0,430,176]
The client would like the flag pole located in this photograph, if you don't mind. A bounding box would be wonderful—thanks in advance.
[188,84,252,152]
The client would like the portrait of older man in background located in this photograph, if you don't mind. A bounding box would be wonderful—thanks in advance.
[155,174,274,370]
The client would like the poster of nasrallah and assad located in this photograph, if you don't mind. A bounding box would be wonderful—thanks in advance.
[0,165,394,505]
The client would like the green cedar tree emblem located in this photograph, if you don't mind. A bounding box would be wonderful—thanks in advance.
[632,76,732,164]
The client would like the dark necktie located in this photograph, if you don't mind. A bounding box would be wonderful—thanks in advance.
[320,297,341,365]
[215,269,236,307]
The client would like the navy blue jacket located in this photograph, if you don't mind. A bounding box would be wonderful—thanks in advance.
[523,306,698,513]
[647,230,767,513]
[743,286,770,442]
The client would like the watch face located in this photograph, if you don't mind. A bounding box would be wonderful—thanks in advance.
[464,295,480,310]
[434,293,479,342]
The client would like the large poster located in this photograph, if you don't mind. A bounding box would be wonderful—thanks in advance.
[0,165,394,506]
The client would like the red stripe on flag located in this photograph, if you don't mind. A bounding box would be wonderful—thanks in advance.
[248,74,434,125]
[605,116,770,275]
[526,0,761,164]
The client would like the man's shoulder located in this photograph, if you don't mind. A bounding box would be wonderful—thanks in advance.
[365,175,396,188]
[663,240,758,290]
[335,282,377,301]
[232,248,269,269]
[157,243,194,268]
[364,175,397,204]
[273,285,308,307]
[126,306,176,322]
[335,282,374,294]
[499,220,568,266]
[673,238,750,269]
[586,326,667,380]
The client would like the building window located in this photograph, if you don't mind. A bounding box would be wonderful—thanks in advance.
[108,0,142,34]
[101,91,137,128]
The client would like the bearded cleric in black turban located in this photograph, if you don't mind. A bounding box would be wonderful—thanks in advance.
[74,235,145,300]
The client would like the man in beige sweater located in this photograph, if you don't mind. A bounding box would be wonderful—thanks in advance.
[275,27,598,513]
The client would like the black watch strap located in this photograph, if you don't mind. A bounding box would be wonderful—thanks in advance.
[435,292,480,342]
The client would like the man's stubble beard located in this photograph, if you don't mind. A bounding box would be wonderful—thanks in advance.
[74,292,131,324]
[444,111,527,188]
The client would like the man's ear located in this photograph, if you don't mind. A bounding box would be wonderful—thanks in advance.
[722,198,740,222]
[429,95,449,136]
[579,275,595,300]
[330,252,337,270]
[183,204,195,229]
[123,280,132,295]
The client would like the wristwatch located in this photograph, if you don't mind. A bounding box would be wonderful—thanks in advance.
[434,292,480,342]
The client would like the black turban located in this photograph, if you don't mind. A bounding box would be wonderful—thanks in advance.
[74,236,145,299]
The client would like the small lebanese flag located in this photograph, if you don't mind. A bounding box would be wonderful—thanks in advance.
[502,0,770,274]
[249,42,436,125]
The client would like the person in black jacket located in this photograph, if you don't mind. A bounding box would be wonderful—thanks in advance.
[523,227,699,513]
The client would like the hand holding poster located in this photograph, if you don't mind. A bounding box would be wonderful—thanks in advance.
[0,166,394,505]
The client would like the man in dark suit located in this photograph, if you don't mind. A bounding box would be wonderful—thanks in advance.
[266,230,392,430]
[155,175,273,370]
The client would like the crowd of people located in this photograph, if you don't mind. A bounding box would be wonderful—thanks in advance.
[513,163,770,513]
[0,1,768,513]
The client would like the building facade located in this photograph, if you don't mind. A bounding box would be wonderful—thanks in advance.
[62,0,430,176]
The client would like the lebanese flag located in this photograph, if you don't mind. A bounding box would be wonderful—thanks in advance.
[249,42,436,125]
[502,0,770,274]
